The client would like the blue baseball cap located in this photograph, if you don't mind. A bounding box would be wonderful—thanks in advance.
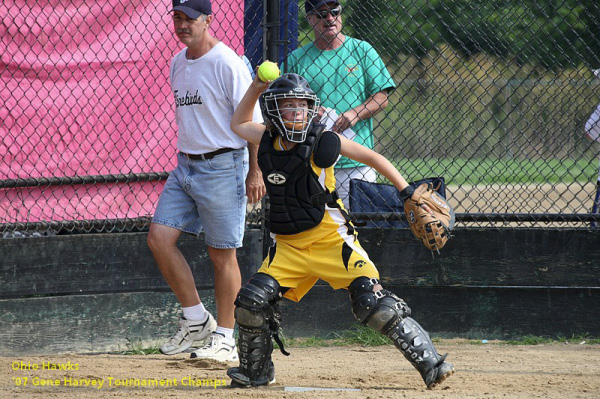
[305,0,340,14]
[171,0,212,19]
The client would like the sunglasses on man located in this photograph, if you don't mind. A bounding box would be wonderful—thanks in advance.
[311,6,342,19]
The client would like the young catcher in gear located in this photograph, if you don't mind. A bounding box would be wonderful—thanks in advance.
[226,73,455,389]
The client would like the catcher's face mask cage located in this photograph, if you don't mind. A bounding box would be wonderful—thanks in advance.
[260,73,320,143]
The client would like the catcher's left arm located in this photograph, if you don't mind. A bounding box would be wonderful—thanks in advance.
[338,136,454,252]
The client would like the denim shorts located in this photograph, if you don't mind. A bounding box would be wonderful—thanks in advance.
[152,148,249,248]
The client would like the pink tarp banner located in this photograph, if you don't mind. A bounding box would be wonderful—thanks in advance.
[0,0,244,224]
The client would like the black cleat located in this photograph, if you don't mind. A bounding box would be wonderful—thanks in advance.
[227,362,275,388]
[424,360,454,389]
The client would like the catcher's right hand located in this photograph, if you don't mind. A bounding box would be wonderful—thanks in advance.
[403,183,455,252]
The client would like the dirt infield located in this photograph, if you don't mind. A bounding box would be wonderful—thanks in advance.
[2,340,599,399]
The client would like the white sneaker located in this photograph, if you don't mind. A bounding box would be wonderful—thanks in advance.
[159,314,216,355]
[190,333,239,362]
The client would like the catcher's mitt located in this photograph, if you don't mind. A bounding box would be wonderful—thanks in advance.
[404,183,455,251]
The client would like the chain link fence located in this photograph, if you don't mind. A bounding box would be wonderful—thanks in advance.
[2,0,600,237]
[290,0,600,228]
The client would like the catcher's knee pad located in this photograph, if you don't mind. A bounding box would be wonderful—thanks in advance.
[348,277,411,333]
[235,272,281,313]
[233,273,282,386]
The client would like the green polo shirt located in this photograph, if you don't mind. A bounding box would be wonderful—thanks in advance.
[287,36,396,168]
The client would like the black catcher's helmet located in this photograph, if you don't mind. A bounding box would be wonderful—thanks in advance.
[259,73,320,143]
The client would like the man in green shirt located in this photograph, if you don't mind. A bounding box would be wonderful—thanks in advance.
[287,0,396,209]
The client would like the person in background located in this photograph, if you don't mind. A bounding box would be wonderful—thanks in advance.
[584,95,600,227]
[147,0,265,361]
[286,0,396,209]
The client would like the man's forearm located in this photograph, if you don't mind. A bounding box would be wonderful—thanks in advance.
[352,90,389,121]
[333,91,389,133]
[248,143,260,171]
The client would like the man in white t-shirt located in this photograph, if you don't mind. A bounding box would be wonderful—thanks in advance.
[147,0,265,361]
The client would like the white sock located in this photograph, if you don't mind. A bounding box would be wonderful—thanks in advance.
[182,303,208,321]
[215,326,234,340]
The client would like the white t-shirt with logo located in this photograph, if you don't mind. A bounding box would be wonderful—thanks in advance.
[170,42,262,154]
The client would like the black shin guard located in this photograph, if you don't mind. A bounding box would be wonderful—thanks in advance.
[387,317,454,388]
[349,277,454,389]
[227,273,282,387]
[228,321,274,387]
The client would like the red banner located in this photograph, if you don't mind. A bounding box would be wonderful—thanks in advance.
[0,0,244,223]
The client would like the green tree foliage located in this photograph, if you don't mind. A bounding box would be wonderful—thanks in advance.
[346,0,600,68]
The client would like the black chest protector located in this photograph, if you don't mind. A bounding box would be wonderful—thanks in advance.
[258,125,339,235]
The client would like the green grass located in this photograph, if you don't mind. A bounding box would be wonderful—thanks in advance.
[277,324,393,348]
[277,335,346,348]
[118,338,162,355]
[279,328,600,349]
[116,328,600,355]
[334,324,393,346]
[388,158,596,185]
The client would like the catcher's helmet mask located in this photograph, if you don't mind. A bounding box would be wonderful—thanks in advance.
[260,73,320,143]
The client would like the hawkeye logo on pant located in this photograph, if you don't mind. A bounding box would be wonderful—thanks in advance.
[354,260,367,269]
[267,173,287,185]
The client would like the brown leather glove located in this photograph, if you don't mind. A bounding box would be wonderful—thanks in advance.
[404,183,455,251]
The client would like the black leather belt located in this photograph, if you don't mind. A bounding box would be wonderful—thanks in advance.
[180,148,236,160]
